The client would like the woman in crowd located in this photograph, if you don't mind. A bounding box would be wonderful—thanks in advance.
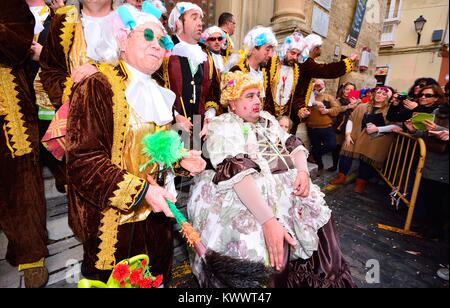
[404,85,448,239]
[187,71,355,288]
[330,87,402,193]
[329,82,359,172]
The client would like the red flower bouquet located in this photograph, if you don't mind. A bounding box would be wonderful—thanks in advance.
[78,255,163,288]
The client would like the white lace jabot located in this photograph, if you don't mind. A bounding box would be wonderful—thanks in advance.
[124,63,176,126]
[81,13,111,62]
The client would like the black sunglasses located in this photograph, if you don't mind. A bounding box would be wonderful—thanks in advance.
[418,93,437,98]
[207,37,223,42]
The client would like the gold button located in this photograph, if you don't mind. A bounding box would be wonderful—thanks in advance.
[190,100,194,104]
[191,81,195,85]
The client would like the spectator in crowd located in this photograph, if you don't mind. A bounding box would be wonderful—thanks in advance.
[278,115,293,133]
[330,87,402,193]
[404,85,448,239]
[329,82,359,172]
[387,78,440,123]
[408,77,440,99]
[300,80,348,176]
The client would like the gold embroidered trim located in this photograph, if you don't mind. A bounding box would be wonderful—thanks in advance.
[163,57,170,89]
[304,79,314,109]
[270,56,280,102]
[95,208,121,270]
[95,62,132,270]
[344,58,353,74]
[58,6,78,69]
[0,67,32,157]
[288,64,300,117]
[109,173,146,211]
[205,101,219,112]
[208,53,214,80]
[61,77,74,104]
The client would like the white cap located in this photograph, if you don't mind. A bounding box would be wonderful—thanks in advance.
[200,26,226,44]
[168,2,203,33]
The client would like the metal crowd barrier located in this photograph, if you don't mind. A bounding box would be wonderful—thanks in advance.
[375,131,427,236]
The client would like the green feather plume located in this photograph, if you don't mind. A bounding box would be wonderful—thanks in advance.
[140,130,187,173]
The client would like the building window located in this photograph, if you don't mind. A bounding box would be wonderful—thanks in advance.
[385,0,402,21]
[381,0,403,47]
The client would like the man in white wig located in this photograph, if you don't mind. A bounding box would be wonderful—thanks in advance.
[295,33,358,135]
[200,25,227,74]
[65,1,206,282]
[263,32,307,134]
[155,2,220,139]
[227,26,278,102]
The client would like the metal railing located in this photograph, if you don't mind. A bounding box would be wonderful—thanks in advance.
[375,131,427,236]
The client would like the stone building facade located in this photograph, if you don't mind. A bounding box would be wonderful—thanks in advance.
[376,0,449,92]
[210,0,388,94]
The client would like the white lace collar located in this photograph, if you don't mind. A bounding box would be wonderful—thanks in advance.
[124,62,176,126]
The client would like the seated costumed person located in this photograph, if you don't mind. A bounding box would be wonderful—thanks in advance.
[187,71,356,288]
[65,2,206,283]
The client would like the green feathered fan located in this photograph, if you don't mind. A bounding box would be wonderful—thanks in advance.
[139,130,188,173]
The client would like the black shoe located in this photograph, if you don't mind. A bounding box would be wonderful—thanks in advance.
[327,166,338,172]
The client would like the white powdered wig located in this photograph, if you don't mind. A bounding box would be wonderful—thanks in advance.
[95,4,166,64]
[243,26,278,55]
[278,32,307,61]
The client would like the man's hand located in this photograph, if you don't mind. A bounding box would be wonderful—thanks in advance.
[262,218,296,271]
[145,178,176,218]
[350,54,359,62]
[30,41,43,62]
[175,115,193,135]
[71,64,98,83]
[299,108,311,119]
[180,150,206,176]
[293,170,310,197]
[199,118,211,141]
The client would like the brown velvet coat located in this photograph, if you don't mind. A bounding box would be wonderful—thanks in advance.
[294,57,354,131]
[0,0,48,266]
[66,63,184,281]
[39,5,79,109]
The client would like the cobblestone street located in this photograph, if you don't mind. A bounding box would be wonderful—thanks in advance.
[1,160,448,288]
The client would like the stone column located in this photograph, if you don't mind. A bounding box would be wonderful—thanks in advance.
[271,0,309,37]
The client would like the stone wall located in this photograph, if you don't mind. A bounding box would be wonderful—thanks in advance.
[302,0,387,95]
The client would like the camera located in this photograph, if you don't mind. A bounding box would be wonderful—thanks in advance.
[397,92,409,102]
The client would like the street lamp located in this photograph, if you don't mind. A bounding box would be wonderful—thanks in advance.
[414,15,427,45]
